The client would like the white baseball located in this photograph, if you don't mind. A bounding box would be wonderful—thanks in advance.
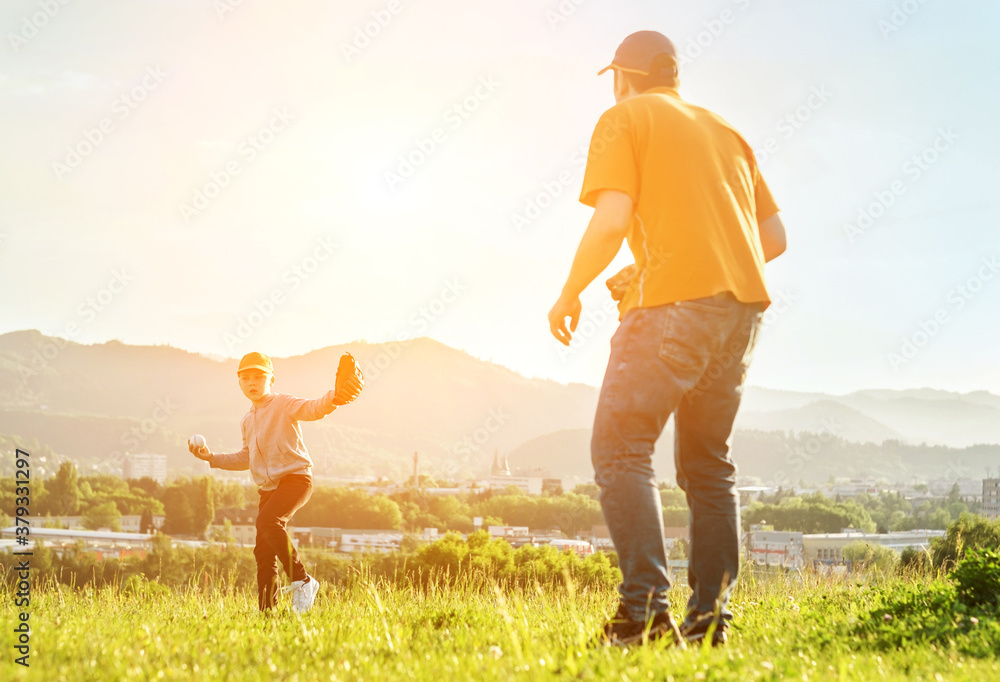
[190,434,207,450]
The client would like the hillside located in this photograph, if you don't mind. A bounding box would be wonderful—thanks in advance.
[2,330,999,482]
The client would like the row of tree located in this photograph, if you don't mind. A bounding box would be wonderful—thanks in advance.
[0,530,621,592]
[0,461,696,538]
[743,486,979,535]
[4,461,984,540]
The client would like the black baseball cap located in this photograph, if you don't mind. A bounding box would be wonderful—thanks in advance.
[598,31,678,76]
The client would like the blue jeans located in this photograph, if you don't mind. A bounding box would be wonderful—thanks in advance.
[591,292,764,623]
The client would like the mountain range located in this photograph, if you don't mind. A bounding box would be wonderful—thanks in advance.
[1,329,998,484]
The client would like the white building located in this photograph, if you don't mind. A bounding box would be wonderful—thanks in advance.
[0,526,153,560]
[802,529,945,562]
[339,533,404,553]
[123,453,167,485]
[745,530,804,569]
[39,514,163,533]
[489,525,530,540]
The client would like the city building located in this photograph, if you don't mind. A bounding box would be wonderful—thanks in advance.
[744,529,805,569]
[487,451,565,495]
[122,453,167,485]
[983,479,1000,520]
[801,529,945,563]
[209,508,258,546]
[339,533,404,553]
[35,514,163,533]
[0,526,153,560]
[489,525,530,539]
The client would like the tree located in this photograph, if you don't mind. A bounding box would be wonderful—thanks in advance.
[296,487,402,529]
[48,461,81,516]
[162,485,195,535]
[128,476,162,499]
[931,513,1000,570]
[209,518,235,544]
[842,541,899,572]
[572,483,600,501]
[139,507,154,534]
[81,501,122,532]
[192,477,215,538]
[669,538,688,560]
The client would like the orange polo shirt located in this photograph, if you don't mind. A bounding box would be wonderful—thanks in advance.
[580,86,778,316]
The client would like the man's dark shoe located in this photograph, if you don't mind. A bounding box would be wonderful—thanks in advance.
[680,612,728,647]
[597,604,684,647]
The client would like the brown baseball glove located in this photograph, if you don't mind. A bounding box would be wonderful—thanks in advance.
[333,352,364,405]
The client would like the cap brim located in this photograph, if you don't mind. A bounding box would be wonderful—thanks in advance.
[597,63,652,76]
[237,365,272,374]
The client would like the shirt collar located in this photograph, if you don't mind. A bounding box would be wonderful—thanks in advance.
[252,393,276,411]
[646,86,681,99]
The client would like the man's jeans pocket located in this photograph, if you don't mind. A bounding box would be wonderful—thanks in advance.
[658,298,731,376]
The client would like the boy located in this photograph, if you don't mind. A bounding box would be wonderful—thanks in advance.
[189,351,363,613]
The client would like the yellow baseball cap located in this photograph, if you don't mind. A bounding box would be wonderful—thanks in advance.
[237,352,273,374]
[598,30,678,76]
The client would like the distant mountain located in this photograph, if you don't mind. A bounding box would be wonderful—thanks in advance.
[738,387,1000,447]
[0,330,597,479]
[505,426,1000,488]
[833,391,1000,447]
[1,330,998,483]
[736,399,905,444]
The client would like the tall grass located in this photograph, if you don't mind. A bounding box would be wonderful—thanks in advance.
[3,565,1000,680]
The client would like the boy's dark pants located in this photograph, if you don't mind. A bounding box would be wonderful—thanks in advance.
[255,473,312,611]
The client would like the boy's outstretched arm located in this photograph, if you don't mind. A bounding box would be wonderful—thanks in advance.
[202,440,250,471]
[286,354,365,420]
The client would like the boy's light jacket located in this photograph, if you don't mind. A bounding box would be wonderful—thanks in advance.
[210,391,337,490]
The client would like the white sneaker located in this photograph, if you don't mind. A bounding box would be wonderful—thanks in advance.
[283,575,319,614]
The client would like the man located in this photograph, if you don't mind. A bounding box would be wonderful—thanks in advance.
[548,30,787,647]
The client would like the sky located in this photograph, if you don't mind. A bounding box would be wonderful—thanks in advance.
[2,0,999,395]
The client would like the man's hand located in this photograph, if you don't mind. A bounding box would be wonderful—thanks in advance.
[548,190,631,346]
[548,293,582,346]
[333,352,364,405]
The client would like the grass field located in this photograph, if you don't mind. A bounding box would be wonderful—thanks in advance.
[2,568,999,681]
